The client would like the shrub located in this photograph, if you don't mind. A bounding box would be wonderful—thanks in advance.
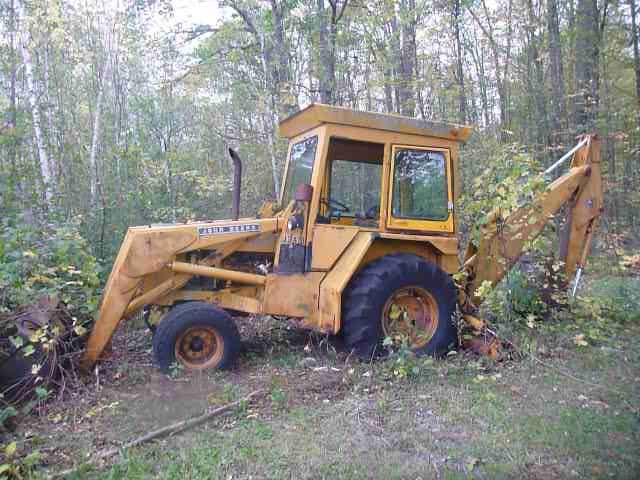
[0,214,102,427]
[0,215,101,318]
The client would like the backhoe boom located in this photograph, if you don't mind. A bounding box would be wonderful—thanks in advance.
[461,135,602,307]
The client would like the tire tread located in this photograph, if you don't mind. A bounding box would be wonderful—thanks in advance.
[342,253,457,359]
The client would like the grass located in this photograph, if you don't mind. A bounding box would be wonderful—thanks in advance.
[67,331,638,480]
[24,267,640,479]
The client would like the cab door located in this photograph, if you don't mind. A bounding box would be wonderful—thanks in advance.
[386,146,454,233]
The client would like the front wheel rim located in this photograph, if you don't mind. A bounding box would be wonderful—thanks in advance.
[381,286,439,349]
[174,325,224,369]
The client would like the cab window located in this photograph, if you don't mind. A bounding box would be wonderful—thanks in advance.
[329,160,381,217]
[281,136,317,207]
[322,138,384,226]
[391,148,449,220]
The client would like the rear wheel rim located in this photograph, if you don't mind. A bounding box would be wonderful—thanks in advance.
[175,326,224,369]
[381,286,439,349]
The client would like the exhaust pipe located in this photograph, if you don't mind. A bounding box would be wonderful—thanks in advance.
[228,148,242,221]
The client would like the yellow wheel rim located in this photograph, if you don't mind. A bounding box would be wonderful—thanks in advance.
[381,286,439,349]
[174,326,224,369]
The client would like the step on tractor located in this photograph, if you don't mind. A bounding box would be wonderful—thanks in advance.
[80,104,602,373]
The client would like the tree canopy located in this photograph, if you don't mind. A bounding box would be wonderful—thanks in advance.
[0,0,638,263]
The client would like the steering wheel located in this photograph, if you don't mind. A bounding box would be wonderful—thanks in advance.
[321,197,350,218]
[365,204,380,219]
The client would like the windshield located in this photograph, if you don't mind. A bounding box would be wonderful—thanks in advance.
[281,136,318,207]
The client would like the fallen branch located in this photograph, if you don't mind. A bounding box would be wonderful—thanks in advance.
[52,389,264,478]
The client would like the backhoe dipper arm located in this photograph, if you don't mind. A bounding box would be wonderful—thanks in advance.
[461,135,602,307]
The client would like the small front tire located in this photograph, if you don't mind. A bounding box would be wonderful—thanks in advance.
[152,302,241,372]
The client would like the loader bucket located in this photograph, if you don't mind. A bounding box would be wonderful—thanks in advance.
[80,226,199,371]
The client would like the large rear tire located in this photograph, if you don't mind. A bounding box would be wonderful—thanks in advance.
[341,253,458,360]
[153,302,241,372]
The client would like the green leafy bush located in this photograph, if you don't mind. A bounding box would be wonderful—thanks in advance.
[0,215,102,426]
[459,141,569,325]
[459,140,546,244]
[482,267,546,325]
[0,215,101,318]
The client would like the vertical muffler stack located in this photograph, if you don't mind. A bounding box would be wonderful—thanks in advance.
[229,148,242,221]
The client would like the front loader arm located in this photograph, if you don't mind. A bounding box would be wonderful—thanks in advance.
[80,219,281,371]
[461,135,602,307]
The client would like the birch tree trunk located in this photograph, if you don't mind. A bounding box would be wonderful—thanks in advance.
[89,80,105,204]
[43,36,56,173]
[9,0,18,170]
[16,0,53,203]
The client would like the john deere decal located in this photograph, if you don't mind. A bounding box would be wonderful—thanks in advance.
[198,224,260,236]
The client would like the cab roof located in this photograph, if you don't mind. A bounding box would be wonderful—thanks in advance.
[279,103,472,142]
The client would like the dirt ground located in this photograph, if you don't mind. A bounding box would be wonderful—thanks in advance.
[2,233,637,479]
[17,316,355,471]
[6,284,640,479]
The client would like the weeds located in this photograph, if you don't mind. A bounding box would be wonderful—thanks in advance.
[168,362,184,379]
[379,336,439,380]
[269,383,288,412]
[0,441,40,479]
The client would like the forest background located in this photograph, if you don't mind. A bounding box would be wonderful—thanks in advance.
[0,0,638,309]
[1,2,640,475]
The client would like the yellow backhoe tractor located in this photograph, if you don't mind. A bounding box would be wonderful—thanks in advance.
[80,104,602,373]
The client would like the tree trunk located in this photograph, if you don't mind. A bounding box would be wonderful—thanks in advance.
[601,54,618,223]
[315,0,347,105]
[547,0,566,145]
[9,0,18,170]
[382,49,395,113]
[258,30,282,198]
[452,0,467,123]
[89,79,104,205]
[16,0,53,203]
[317,0,332,103]
[468,0,514,139]
[630,0,640,128]
[573,0,601,133]
[43,31,57,177]
[269,0,295,116]
[230,1,286,196]
[526,0,548,153]
[397,0,416,116]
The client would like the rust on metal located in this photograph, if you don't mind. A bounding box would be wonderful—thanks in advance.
[174,325,224,369]
[381,286,439,349]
